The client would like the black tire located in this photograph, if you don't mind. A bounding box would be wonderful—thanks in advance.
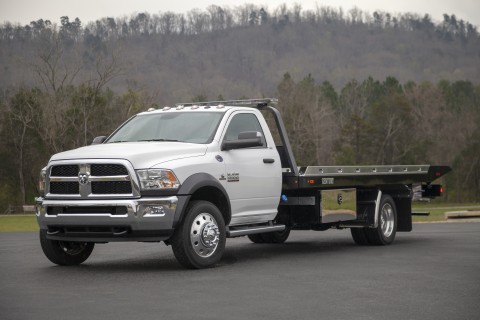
[350,228,370,245]
[365,195,397,245]
[39,229,94,266]
[260,228,291,244]
[171,200,226,269]
[247,233,266,243]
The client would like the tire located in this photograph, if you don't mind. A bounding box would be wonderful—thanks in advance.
[171,200,226,269]
[260,228,291,244]
[247,233,266,243]
[350,228,370,245]
[365,195,397,245]
[39,230,94,266]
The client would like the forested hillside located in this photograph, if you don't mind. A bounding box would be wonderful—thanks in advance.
[0,4,479,211]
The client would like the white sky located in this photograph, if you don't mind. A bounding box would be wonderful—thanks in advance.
[1,0,479,27]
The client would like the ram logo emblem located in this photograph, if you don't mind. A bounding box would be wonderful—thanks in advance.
[78,173,89,185]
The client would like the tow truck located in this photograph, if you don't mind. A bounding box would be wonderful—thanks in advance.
[36,99,450,268]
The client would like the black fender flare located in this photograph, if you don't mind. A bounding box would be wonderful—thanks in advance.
[173,173,231,227]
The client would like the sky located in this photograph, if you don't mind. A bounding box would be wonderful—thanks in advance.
[1,0,479,27]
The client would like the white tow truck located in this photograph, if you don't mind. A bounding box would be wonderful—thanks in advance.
[36,99,450,268]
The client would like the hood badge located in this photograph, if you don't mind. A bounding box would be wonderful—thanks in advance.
[227,172,239,182]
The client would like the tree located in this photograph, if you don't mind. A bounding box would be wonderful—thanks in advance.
[5,88,43,203]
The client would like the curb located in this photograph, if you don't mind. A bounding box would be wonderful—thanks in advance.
[445,210,480,220]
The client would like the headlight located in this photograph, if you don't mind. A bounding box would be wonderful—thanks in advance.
[136,169,180,190]
[39,167,47,196]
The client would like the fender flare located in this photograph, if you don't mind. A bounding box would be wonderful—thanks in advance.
[173,173,231,227]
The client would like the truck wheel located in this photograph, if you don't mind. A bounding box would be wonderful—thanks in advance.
[261,228,291,244]
[171,200,226,269]
[39,230,94,266]
[350,228,370,245]
[365,195,397,245]
[247,233,266,243]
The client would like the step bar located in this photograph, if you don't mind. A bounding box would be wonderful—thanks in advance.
[227,223,285,238]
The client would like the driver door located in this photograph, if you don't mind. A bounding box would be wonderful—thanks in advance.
[220,112,281,225]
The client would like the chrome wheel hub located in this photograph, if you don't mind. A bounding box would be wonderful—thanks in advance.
[190,213,220,258]
[380,203,394,238]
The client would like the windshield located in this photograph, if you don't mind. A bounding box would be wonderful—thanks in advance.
[107,112,224,144]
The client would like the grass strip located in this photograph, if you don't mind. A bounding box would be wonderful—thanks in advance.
[0,215,39,232]
[413,202,480,222]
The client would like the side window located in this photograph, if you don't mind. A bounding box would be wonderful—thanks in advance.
[224,113,267,147]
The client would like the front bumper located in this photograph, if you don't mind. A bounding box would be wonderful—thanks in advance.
[35,196,178,242]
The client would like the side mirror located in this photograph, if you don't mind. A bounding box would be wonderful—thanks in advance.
[91,136,107,145]
[221,131,263,151]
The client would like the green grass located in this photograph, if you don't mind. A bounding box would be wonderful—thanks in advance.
[0,215,39,232]
[412,202,480,222]
[0,202,478,232]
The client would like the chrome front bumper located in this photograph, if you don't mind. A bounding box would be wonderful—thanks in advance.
[35,196,178,242]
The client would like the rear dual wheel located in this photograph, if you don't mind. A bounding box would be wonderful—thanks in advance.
[351,195,397,246]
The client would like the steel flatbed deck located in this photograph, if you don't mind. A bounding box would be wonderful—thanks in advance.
[295,165,451,189]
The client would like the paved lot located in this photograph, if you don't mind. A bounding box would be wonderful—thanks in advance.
[1,222,479,320]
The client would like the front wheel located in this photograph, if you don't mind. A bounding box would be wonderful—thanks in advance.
[171,200,226,269]
[39,230,95,265]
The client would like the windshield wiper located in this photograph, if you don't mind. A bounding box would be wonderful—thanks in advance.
[136,139,180,142]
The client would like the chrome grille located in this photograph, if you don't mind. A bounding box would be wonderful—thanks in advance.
[47,162,136,198]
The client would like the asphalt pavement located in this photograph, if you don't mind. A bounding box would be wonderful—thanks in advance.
[1,222,479,320]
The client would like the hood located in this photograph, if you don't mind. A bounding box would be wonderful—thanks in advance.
[50,142,207,169]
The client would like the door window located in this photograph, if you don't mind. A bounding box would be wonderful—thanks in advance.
[224,113,266,147]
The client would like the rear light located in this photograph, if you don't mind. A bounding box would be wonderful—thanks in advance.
[422,184,443,198]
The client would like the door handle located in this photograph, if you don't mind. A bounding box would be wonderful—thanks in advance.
[263,158,275,164]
